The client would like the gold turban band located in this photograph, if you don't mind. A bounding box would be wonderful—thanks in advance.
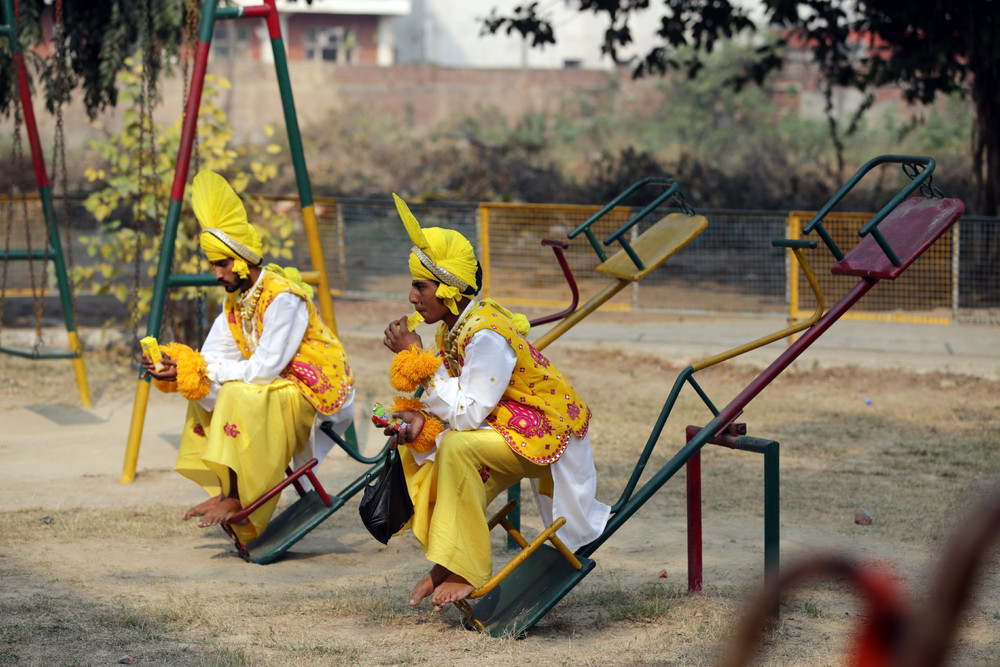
[193,170,263,279]
[393,193,478,315]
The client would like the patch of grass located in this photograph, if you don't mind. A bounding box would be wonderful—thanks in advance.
[0,506,190,542]
[588,581,684,623]
[307,578,413,623]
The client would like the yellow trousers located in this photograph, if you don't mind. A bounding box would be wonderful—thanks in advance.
[400,428,550,588]
[175,379,315,544]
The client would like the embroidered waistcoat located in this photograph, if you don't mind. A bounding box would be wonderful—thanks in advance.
[435,301,591,465]
[224,270,353,415]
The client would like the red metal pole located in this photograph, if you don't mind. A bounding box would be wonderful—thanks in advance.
[686,429,703,592]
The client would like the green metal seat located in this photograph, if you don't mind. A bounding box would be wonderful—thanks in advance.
[223,424,391,564]
[241,488,346,564]
[458,544,596,637]
[0,344,79,360]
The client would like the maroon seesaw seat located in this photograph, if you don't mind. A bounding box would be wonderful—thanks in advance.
[831,196,965,280]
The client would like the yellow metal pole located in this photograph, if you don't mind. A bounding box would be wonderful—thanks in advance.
[691,247,825,372]
[478,204,491,299]
[66,330,92,407]
[121,380,151,483]
[301,204,338,335]
[533,279,630,352]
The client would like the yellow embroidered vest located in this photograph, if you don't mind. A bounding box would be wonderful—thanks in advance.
[435,301,591,465]
[224,270,354,415]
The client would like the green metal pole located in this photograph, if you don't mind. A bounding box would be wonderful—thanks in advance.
[262,3,338,331]
[763,440,779,584]
[123,0,219,483]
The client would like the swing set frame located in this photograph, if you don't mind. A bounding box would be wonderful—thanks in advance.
[0,0,91,406]
[121,0,342,483]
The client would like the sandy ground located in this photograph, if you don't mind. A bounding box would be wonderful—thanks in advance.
[2,298,1000,665]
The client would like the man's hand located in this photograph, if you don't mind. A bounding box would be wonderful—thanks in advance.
[141,352,178,381]
[383,410,426,451]
[383,316,422,353]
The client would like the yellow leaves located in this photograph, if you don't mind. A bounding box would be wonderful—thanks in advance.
[230,173,251,193]
[81,65,296,314]
[90,203,112,222]
[250,161,277,181]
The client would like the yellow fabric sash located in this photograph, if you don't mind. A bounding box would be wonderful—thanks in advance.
[435,300,591,464]
[223,269,354,414]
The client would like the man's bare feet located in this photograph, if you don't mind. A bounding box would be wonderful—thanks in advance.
[197,497,243,528]
[410,564,449,606]
[183,494,224,521]
[430,573,476,612]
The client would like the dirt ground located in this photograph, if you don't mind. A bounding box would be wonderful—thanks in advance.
[2,298,999,666]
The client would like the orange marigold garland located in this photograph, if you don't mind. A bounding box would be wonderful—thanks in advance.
[391,395,426,413]
[174,345,211,401]
[390,395,443,454]
[149,342,187,393]
[389,345,441,392]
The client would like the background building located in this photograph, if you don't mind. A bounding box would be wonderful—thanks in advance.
[227,0,412,65]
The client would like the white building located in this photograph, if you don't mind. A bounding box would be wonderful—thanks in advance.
[393,0,667,69]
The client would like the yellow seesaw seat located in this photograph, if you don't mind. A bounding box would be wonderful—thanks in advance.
[596,211,708,282]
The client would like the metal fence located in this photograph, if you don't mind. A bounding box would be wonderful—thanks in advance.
[293,198,999,324]
[2,194,998,326]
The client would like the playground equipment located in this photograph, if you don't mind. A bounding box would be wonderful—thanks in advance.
[0,0,91,406]
[116,0,402,565]
[214,177,705,563]
[451,155,965,637]
[533,177,708,351]
[121,0,343,484]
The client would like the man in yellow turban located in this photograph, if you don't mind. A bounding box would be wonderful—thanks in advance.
[378,194,609,611]
[142,170,355,546]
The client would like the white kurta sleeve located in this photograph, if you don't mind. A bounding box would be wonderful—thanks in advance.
[421,329,516,431]
[204,292,309,385]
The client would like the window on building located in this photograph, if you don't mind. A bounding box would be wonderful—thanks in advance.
[304,26,357,64]
[563,59,582,69]
[212,23,250,59]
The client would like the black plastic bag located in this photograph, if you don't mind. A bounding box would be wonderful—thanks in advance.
[359,448,414,544]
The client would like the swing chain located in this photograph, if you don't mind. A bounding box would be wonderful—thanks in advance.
[902,161,944,199]
[670,188,695,216]
[52,0,77,338]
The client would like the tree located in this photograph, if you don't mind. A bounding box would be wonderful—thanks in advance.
[483,1,1000,215]
[1,0,185,118]
[77,57,293,345]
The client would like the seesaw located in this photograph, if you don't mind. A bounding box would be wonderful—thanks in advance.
[219,423,388,564]
[452,155,965,637]
[219,177,709,563]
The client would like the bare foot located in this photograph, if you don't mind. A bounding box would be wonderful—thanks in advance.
[410,564,449,606]
[197,497,243,528]
[430,573,476,611]
[183,494,224,521]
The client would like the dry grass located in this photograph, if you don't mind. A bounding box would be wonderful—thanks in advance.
[1,313,999,665]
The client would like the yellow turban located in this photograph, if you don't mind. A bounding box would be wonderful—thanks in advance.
[193,170,262,280]
[393,193,478,315]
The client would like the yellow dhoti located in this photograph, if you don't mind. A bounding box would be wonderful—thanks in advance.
[175,379,315,544]
[400,428,550,588]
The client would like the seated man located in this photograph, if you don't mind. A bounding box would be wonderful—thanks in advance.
[142,170,355,545]
[380,194,609,611]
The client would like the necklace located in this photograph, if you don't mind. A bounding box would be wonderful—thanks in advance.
[442,302,478,373]
[240,283,263,336]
